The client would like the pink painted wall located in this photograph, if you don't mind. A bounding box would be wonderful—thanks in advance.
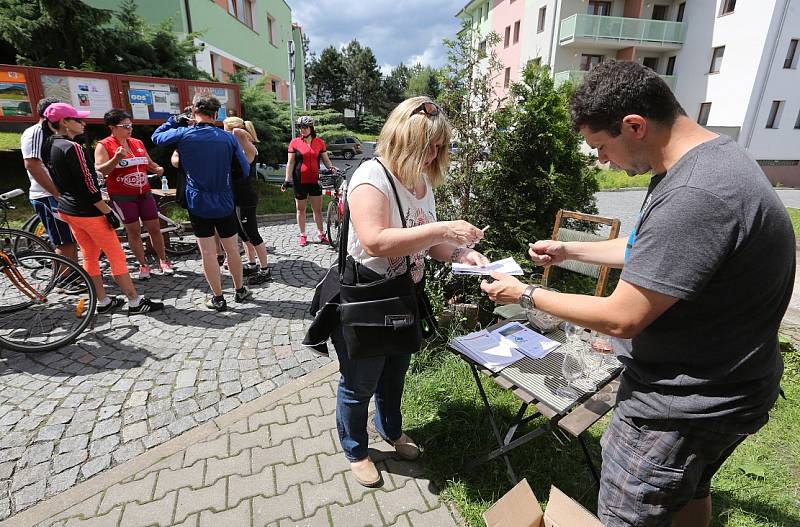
[491,0,526,101]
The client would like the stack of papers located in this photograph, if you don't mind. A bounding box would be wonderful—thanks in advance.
[451,322,561,372]
[452,257,524,276]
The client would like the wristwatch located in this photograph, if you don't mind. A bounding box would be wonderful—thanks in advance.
[518,284,541,310]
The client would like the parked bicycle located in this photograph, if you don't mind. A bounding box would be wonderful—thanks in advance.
[320,164,352,249]
[21,177,197,257]
[0,191,96,352]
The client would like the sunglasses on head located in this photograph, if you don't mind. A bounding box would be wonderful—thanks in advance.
[114,124,133,129]
[411,101,440,117]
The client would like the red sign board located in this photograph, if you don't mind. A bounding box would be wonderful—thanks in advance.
[0,65,240,125]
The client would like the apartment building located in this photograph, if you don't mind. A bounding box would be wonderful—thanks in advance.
[84,0,306,108]
[457,0,800,185]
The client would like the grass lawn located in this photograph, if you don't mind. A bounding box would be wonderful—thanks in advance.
[403,334,800,526]
[254,180,332,215]
[0,131,22,151]
[595,168,652,189]
[787,208,800,237]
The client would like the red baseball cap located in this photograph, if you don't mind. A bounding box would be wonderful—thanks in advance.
[43,102,90,121]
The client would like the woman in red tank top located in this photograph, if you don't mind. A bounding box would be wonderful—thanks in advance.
[95,109,173,279]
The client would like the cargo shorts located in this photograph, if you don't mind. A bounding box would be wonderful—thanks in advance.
[597,410,766,527]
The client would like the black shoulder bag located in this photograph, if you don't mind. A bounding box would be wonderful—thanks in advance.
[337,160,424,359]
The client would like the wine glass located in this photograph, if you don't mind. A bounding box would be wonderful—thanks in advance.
[586,330,613,371]
[556,323,593,398]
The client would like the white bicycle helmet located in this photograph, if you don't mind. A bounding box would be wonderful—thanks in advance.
[297,116,314,127]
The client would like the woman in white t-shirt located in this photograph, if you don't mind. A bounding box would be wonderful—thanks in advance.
[336,96,489,487]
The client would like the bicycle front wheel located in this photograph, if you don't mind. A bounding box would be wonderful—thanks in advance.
[158,200,198,256]
[0,252,96,353]
[325,200,340,249]
[0,228,54,269]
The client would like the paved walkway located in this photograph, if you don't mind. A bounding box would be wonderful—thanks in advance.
[3,362,459,527]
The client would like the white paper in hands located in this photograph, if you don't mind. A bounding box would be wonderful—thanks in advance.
[452,257,524,276]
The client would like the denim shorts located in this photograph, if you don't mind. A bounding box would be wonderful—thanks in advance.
[597,410,766,527]
[31,196,74,246]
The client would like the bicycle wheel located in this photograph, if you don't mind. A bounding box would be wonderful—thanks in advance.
[158,200,197,256]
[0,252,96,353]
[22,213,48,240]
[325,200,340,248]
[0,228,54,268]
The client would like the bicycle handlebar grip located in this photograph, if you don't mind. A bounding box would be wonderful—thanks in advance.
[0,188,24,201]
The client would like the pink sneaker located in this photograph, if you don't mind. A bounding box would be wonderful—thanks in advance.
[318,232,330,244]
[137,265,151,280]
[298,233,308,247]
[160,261,174,275]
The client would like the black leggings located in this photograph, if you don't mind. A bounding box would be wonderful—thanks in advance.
[235,206,263,246]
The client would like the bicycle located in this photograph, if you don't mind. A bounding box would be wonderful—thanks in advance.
[1,189,56,268]
[21,178,197,257]
[320,164,352,249]
[0,248,96,352]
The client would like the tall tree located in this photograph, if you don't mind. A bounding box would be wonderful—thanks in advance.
[405,64,440,99]
[342,39,381,120]
[307,46,347,110]
[377,63,410,116]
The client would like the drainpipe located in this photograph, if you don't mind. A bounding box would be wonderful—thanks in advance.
[743,0,789,149]
[183,0,197,67]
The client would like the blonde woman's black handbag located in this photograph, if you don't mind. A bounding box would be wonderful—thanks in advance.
[336,160,423,359]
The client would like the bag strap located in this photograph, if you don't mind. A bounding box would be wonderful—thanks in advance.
[338,159,412,281]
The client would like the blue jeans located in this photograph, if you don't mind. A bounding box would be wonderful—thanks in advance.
[330,324,413,461]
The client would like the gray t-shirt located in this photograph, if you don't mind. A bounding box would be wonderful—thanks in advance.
[618,135,795,429]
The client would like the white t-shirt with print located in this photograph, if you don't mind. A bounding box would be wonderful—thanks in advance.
[346,159,437,283]
[21,123,51,200]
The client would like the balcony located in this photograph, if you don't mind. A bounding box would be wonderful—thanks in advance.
[559,14,687,51]
[554,70,677,91]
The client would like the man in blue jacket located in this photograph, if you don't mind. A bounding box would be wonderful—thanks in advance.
[152,94,253,311]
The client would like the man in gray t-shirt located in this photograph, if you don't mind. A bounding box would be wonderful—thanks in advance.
[482,61,794,527]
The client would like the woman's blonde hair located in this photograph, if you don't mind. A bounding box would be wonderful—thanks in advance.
[375,96,451,188]
[223,116,259,142]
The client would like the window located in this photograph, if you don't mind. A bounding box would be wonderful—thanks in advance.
[270,79,279,93]
[580,54,604,71]
[795,108,800,129]
[652,5,668,20]
[587,1,612,16]
[484,2,489,20]
[720,0,736,15]
[766,100,784,129]
[538,6,547,33]
[267,15,275,46]
[478,39,487,54]
[513,21,521,44]
[210,53,224,81]
[666,56,676,75]
[709,46,725,74]
[504,67,511,88]
[643,57,659,71]
[785,39,799,69]
[677,2,686,22]
[227,0,253,29]
[697,103,711,125]
[504,26,511,48]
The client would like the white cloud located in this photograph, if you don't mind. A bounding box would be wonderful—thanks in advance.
[292,0,465,72]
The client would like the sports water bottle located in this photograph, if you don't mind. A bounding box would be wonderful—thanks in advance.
[161,175,169,192]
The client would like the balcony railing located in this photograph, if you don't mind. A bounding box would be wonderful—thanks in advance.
[554,70,677,90]
[559,14,687,46]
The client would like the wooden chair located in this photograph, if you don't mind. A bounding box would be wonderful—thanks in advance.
[541,209,622,297]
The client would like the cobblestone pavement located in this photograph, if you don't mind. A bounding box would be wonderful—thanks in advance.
[3,363,459,527]
[0,219,337,521]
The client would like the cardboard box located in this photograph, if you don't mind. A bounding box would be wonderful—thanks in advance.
[483,479,603,527]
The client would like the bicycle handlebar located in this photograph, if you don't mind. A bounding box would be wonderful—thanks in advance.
[0,189,24,201]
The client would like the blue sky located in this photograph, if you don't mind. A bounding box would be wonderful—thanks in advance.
[292,0,466,74]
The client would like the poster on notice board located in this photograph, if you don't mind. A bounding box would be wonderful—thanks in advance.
[0,70,32,117]
[187,85,235,121]
[41,75,112,119]
[125,81,181,121]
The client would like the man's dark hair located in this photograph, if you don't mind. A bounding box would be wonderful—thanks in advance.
[36,97,61,118]
[570,60,687,136]
[103,108,132,127]
[192,94,221,118]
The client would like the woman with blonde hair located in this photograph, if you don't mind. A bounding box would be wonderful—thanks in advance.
[223,116,271,284]
[333,96,489,487]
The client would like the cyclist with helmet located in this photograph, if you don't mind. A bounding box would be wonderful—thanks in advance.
[283,116,337,247]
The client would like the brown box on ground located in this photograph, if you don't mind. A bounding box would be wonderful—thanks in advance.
[483,479,604,527]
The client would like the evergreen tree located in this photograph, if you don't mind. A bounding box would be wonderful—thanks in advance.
[306,46,347,110]
[405,64,440,99]
[342,40,381,120]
